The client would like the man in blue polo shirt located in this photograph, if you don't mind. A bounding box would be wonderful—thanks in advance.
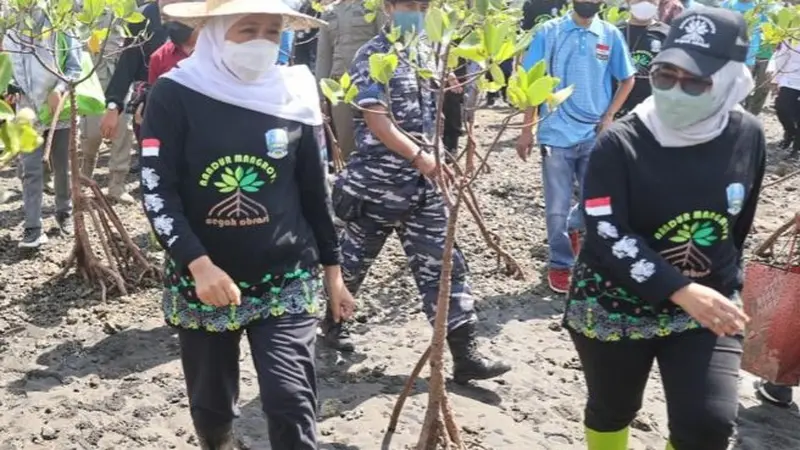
[516,0,636,294]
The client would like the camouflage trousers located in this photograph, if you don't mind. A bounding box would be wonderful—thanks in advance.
[339,183,477,331]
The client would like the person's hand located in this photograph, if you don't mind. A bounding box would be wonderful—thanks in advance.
[188,256,241,307]
[670,283,749,336]
[413,151,438,176]
[447,72,463,94]
[100,108,120,139]
[47,90,63,115]
[597,113,614,134]
[516,130,534,162]
[326,276,355,322]
[134,103,144,125]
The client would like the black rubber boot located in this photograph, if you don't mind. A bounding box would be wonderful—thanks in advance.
[447,322,511,385]
[321,307,355,352]
[196,423,236,450]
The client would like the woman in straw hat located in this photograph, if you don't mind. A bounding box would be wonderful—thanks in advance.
[139,0,355,448]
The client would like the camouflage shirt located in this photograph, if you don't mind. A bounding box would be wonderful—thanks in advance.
[342,33,437,207]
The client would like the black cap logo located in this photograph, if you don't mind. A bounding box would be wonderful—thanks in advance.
[673,15,718,50]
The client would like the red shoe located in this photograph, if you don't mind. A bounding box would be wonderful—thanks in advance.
[548,268,571,294]
[569,230,582,256]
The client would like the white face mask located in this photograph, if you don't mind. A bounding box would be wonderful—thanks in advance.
[221,39,279,81]
[630,2,658,21]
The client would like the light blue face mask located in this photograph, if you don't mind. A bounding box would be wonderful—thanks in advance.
[392,10,425,35]
[652,85,718,129]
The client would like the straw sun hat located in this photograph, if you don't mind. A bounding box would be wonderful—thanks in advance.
[163,0,327,30]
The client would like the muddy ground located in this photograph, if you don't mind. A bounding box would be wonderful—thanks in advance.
[0,106,798,450]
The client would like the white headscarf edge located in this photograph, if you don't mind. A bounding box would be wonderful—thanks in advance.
[633,61,754,148]
[164,15,323,127]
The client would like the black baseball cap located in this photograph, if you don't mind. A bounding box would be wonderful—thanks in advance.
[652,7,750,77]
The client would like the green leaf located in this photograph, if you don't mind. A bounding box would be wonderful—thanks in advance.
[234,166,244,182]
[494,41,516,63]
[239,172,258,187]
[669,235,690,243]
[368,53,398,85]
[694,238,712,247]
[690,222,699,233]
[225,167,234,175]
[241,185,259,193]
[339,72,351,90]
[489,63,506,88]
[0,54,13,97]
[250,180,266,188]
[526,76,555,107]
[692,226,715,239]
[506,84,528,110]
[221,173,238,187]
[476,0,489,16]
[677,229,692,239]
[218,186,236,193]
[319,78,342,104]
[18,124,41,151]
[213,182,229,189]
[424,7,447,43]
[246,166,255,174]
[0,100,13,121]
[417,68,435,79]
[452,43,486,63]
[364,12,376,23]
[526,60,547,84]
[344,84,358,104]
[125,11,146,24]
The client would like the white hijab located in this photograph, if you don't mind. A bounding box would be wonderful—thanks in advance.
[164,15,322,126]
[633,61,754,148]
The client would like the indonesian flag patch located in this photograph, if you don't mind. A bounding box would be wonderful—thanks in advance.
[596,43,610,61]
[585,197,612,217]
[141,138,160,158]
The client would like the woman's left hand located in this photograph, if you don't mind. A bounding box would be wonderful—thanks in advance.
[323,266,355,322]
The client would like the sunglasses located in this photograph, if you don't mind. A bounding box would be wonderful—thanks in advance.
[650,67,713,97]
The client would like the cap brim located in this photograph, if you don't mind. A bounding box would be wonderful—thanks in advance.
[651,47,727,78]
[164,0,326,30]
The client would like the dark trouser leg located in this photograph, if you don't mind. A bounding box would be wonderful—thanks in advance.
[324,208,392,351]
[398,187,510,383]
[775,87,798,146]
[247,314,318,450]
[178,327,242,449]
[570,331,654,449]
[442,90,463,153]
[657,330,742,450]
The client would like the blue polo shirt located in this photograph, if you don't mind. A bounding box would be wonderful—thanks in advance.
[522,15,635,148]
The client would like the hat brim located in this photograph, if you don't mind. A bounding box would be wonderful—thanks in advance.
[163,0,326,30]
[651,47,727,78]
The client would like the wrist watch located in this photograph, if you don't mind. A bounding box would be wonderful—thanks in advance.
[107,102,118,111]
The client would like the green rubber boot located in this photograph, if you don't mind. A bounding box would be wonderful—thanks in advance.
[586,427,629,450]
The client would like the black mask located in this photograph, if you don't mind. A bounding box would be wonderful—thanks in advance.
[573,1,601,19]
[164,21,194,45]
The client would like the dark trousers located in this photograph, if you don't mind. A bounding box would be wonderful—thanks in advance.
[442,90,463,153]
[178,314,318,449]
[775,86,800,149]
[571,329,742,450]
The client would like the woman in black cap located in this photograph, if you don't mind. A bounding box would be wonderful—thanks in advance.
[564,8,764,450]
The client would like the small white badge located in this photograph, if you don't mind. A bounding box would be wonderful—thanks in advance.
[726,182,745,216]
[265,128,289,159]
[650,40,661,52]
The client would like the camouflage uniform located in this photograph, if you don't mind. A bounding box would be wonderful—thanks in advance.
[326,32,510,383]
